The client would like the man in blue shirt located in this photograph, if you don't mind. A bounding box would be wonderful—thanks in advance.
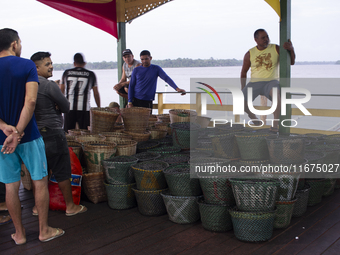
[128,50,186,110]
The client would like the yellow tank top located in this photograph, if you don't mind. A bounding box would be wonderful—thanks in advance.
[249,44,279,82]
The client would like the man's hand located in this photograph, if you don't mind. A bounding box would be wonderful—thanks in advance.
[113,83,124,91]
[283,40,294,51]
[176,88,186,95]
[2,125,24,142]
[1,133,20,154]
[128,103,133,108]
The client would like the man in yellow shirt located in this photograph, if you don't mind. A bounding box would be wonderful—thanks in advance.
[240,28,295,132]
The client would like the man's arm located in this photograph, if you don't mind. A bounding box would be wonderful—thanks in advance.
[113,67,128,92]
[282,40,296,65]
[49,81,70,113]
[240,51,251,89]
[2,81,38,154]
[128,70,137,105]
[92,86,101,107]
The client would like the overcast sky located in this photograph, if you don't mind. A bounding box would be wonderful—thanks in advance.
[1,0,340,63]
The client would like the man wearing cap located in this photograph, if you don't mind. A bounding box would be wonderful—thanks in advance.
[128,50,186,111]
[113,49,141,100]
[60,53,101,132]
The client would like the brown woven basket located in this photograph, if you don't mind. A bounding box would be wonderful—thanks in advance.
[124,131,151,142]
[66,140,82,159]
[196,116,211,129]
[75,134,106,144]
[82,141,117,173]
[120,107,151,132]
[82,172,107,204]
[157,114,170,123]
[154,122,169,132]
[150,129,168,140]
[100,132,132,138]
[116,140,138,156]
[68,129,88,136]
[90,107,119,133]
[104,136,133,144]
[169,109,197,123]
[80,130,91,135]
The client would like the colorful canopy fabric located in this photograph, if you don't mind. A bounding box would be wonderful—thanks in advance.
[37,0,118,38]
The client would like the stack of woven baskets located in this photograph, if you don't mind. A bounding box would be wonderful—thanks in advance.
[161,164,202,224]
[131,160,169,216]
[102,155,138,210]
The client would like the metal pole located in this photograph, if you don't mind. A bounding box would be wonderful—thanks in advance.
[117,22,127,108]
[279,0,292,134]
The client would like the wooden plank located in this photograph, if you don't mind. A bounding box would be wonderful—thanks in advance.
[322,237,340,255]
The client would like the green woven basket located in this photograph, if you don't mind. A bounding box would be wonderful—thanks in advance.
[306,143,340,165]
[265,135,305,164]
[104,182,137,210]
[170,122,201,150]
[198,199,233,232]
[134,151,161,162]
[235,133,271,160]
[230,208,276,242]
[198,175,235,206]
[102,156,138,185]
[305,179,325,206]
[230,178,279,212]
[148,146,181,155]
[160,153,190,165]
[131,160,169,191]
[323,177,337,197]
[161,192,202,224]
[292,184,311,217]
[209,132,241,159]
[132,188,168,216]
[273,198,297,229]
[163,164,202,196]
[137,140,160,153]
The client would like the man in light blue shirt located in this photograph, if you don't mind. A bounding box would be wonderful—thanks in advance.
[128,50,186,110]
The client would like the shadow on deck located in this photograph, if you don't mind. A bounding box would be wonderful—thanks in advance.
[0,184,339,255]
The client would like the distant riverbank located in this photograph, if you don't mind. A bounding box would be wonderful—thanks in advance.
[52,58,338,71]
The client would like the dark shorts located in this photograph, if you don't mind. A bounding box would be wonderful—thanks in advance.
[132,97,153,113]
[242,80,280,101]
[64,110,90,132]
[40,128,71,182]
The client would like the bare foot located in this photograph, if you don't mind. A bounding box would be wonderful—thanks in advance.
[65,205,87,216]
[32,206,38,216]
[0,214,12,225]
[39,227,65,242]
[11,230,26,245]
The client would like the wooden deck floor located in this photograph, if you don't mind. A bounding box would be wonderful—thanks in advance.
[0,184,339,255]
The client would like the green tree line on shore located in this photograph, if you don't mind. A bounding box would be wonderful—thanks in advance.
[52,58,338,71]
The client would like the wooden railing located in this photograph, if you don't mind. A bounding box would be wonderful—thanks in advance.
[153,92,340,135]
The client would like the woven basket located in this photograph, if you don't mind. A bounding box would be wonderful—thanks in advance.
[160,154,190,165]
[124,131,151,142]
[116,140,137,156]
[169,109,197,124]
[161,192,202,224]
[90,107,119,133]
[132,188,168,216]
[273,198,297,229]
[75,134,106,144]
[148,146,181,155]
[134,151,161,162]
[21,164,32,190]
[292,184,311,217]
[104,182,137,209]
[304,151,325,164]
[230,208,276,242]
[170,122,201,150]
[137,140,160,153]
[306,143,340,165]
[68,129,88,136]
[305,179,325,206]
[154,122,169,132]
[149,129,168,140]
[163,164,202,196]
[102,156,138,184]
[157,114,170,123]
[121,107,151,132]
[323,177,337,197]
[196,116,211,129]
[100,132,132,138]
[131,160,169,190]
[198,175,235,206]
[82,172,107,204]
[190,157,231,179]
[209,132,240,159]
[215,123,245,133]
[198,199,233,232]
[235,133,271,160]
[230,178,279,212]
[67,140,82,160]
[266,135,305,164]
[82,141,117,173]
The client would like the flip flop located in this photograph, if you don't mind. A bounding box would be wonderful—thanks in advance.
[11,233,26,245]
[32,211,38,216]
[40,228,65,242]
[65,205,87,217]
[0,215,12,225]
